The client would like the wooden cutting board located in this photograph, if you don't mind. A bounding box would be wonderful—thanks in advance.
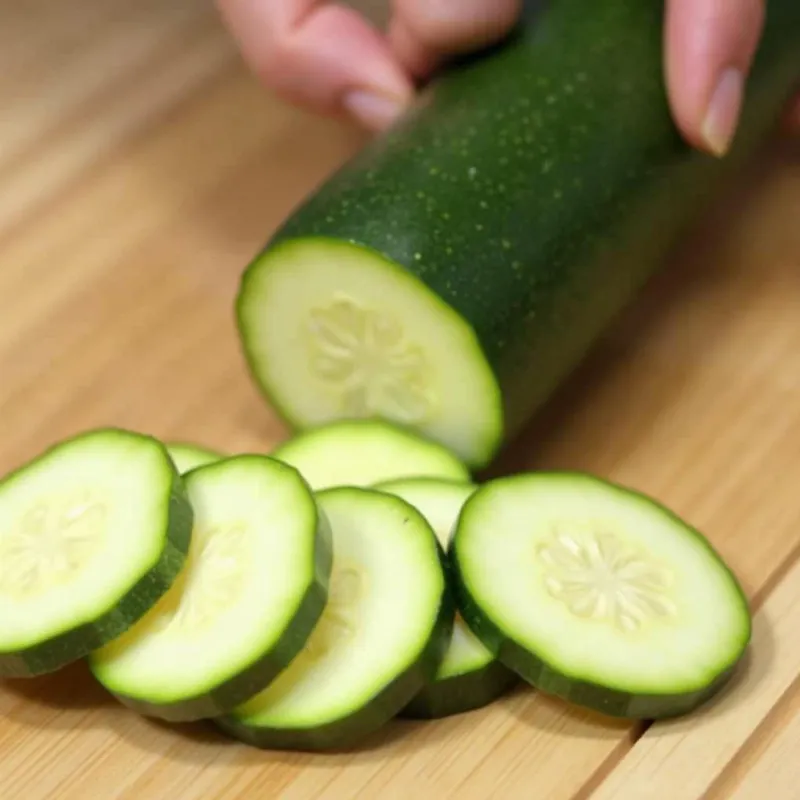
[2,1,799,797]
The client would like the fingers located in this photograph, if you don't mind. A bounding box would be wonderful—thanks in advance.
[216,0,520,131]
[388,0,521,78]
[216,0,413,129]
[664,0,765,156]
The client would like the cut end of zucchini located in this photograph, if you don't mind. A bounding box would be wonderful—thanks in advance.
[166,442,223,474]
[89,454,331,721]
[0,428,192,678]
[237,237,503,469]
[452,472,751,719]
[217,486,453,750]
[270,418,471,491]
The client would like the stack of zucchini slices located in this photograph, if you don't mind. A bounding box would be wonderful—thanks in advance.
[0,421,751,750]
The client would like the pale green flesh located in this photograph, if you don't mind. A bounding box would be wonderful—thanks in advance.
[455,473,751,695]
[231,487,444,729]
[166,443,222,475]
[376,477,494,679]
[238,239,503,468]
[90,456,320,703]
[0,430,177,651]
[270,419,470,491]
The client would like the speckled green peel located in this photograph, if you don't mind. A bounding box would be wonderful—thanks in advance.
[236,0,799,464]
[450,471,752,720]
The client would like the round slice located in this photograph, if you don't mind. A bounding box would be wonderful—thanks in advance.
[166,442,223,474]
[451,471,752,720]
[236,238,503,469]
[88,455,332,722]
[216,486,453,751]
[376,477,517,718]
[0,428,193,678]
[270,418,470,491]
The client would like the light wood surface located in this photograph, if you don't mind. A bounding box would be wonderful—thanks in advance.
[1,2,799,797]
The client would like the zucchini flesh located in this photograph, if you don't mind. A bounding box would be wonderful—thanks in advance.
[166,443,223,474]
[0,429,192,678]
[88,455,332,721]
[217,487,453,750]
[451,472,751,719]
[270,419,470,490]
[377,477,517,718]
[236,0,800,468]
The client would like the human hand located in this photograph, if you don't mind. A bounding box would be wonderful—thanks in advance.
[216,0,799,156]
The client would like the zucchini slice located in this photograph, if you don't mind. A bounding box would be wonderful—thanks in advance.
[451,472,752,719]
[270,419,470,491]
[88,455,331,722]
[217,486,453,750]
[166,442,223,474]
[376,477,517,718]
[0,428,192,678]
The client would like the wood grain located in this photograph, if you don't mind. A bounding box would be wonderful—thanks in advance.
[1,1,799,797]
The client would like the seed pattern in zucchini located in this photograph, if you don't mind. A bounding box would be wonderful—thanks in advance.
[270,419,470,491]
[217,487,454,750]
[235,0,800,469]
[89,455,332,722]
[0,428,193,678]
[451,472,752,719]
[376,477,517,718]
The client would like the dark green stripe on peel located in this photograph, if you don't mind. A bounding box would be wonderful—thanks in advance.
[93,506,334,723]
[400,658,518,720]
[216,541,455,751]
[0,462,193,679]
[449,546,744,720]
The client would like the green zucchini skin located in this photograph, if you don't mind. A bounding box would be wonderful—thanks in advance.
[401,657,518,720]
[449,470,752,720]
[0,429,194,679]
[91,477,334,723]
[239,0,800,455]
[216,541,455,751]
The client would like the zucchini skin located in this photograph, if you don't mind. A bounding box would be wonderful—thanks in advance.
[0,430,194,679]
[93,495,334,723]
[400,657,518,720]
[449,471,752,720]
[216,541,455,751]
[242,0,800,453]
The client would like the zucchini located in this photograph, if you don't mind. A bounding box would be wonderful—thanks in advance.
[235,0,800,468]
[0,429,192,678]
[216,486,453,750]
[451,472,751,719]
[88,455,332,722]
[166,442,223,474]
[270,419,470,490]
[376,477,517,718]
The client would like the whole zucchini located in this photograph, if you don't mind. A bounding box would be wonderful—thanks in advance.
[236,0,800,467]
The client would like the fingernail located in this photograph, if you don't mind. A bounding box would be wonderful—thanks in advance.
[343,89,405,130]
[701,68,744,157]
